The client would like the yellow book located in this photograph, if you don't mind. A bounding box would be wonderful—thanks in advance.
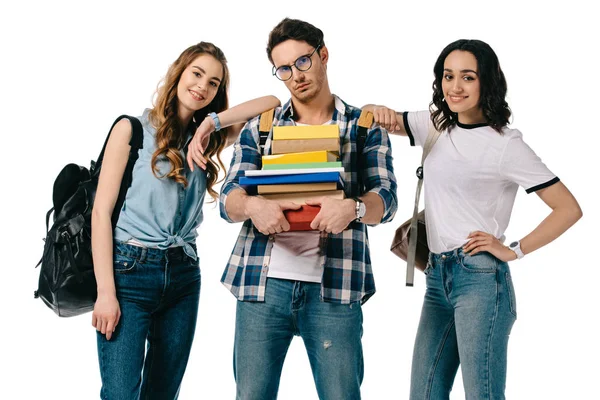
[257,182,337,194]
[262,151,338,165]
[261,190,345,204]
[273,125,339,140]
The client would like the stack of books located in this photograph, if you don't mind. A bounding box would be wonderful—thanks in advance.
[240,125,345,230]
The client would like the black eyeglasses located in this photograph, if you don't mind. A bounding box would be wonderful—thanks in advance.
[272,44,321,81]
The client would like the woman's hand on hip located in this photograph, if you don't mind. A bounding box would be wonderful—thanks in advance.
[463,231,517,262]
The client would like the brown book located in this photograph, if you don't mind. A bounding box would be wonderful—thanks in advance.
[257,182,337,194]
[271,138,340,155]
[260,190,345,204]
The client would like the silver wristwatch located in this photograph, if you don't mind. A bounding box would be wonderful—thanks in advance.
[353,197,366,222]
[508,240,525,259]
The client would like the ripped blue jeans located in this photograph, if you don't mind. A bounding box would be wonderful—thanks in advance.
[233,278,364,400]
[410,249,517,400]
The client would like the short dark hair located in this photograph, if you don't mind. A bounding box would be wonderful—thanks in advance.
[266,18,324,64]
[430,39,512,133]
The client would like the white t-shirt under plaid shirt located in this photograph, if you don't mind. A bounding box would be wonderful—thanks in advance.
[404,110,559,254]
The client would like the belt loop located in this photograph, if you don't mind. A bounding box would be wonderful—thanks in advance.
[455,247,462,261]
[140,247,147,263]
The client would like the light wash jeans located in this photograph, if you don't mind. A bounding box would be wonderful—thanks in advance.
[96,242,201,400]
[410,249,517,400]
[234,278,364,400]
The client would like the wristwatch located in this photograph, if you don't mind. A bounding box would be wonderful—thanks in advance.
[207,112,221,131]
[353,197,366,222]
[508,240,525,259]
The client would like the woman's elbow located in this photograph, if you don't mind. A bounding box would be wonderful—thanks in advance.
[562,197,583,225]
[91,206,112,227]
[571,202,583,223]
[267,95,281,108]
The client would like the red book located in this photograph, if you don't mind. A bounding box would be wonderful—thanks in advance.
[284,205,321,231]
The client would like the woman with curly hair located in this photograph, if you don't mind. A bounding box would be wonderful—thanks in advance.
[90,41,279,399]
[364,39,581,399]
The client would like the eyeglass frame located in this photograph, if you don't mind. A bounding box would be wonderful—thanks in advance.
[271,44,322,81]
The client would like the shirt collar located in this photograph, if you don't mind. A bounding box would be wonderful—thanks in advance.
[281,94,349,120]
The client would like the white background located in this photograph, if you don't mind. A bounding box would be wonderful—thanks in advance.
[1,0,598,398]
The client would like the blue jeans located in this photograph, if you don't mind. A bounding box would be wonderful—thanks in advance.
[96,242,201,400]
[234,278,364,400]
[409,249,517,400]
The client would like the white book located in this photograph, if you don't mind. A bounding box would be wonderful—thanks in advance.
[244,167,345,177]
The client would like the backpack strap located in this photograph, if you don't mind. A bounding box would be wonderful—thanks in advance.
[94,115,144,171]
[356,110,374,194]
[258,108,275,156]
[110,116,144,228]
[90,115,144,228]
[405,122,442,286]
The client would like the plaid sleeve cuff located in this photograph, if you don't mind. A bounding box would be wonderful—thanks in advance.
[361,126,398,224]
[368,186,397,224]
[219,183,245,223]
[219,118,262,223]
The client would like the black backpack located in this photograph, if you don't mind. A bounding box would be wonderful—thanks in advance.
[35,115,144,317]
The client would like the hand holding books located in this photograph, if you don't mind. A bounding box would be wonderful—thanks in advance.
[245,196,302,235]
[305,197,356,234]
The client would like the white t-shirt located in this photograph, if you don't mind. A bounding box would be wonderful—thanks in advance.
[266,119,335,283]
[405,110,559,254]
[267,231,324,282]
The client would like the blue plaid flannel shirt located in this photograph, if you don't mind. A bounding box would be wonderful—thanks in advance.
[219,95,397,304]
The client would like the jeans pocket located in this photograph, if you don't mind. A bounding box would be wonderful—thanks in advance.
[423,261,433,276]
[459,252,498,273]
[505,272,517,318]
[113,253,137,274]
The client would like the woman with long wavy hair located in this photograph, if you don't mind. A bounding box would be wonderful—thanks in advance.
[90,41,279,399]
[364,39,581,399]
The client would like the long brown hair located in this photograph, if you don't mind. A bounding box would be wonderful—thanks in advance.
[149,42,230,200]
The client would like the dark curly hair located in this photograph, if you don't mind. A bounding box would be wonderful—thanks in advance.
[430,39,511,133]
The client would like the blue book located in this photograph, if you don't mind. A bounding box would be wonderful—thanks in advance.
[240,171,341,187]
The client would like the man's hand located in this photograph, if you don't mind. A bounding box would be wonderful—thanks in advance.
[306,197,356,234]
[246,196,302,235]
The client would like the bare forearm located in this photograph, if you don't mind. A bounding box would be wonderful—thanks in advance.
[224,188,254,223]
[520,206,582,255]
[218,95,280,147]
[218,95,280,128]
[91,211,117,296]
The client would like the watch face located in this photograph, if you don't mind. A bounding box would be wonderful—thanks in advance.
[509,241,518,248]
[359,203,366,217]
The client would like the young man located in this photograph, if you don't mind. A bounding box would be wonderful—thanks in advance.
[219,18,397,399]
